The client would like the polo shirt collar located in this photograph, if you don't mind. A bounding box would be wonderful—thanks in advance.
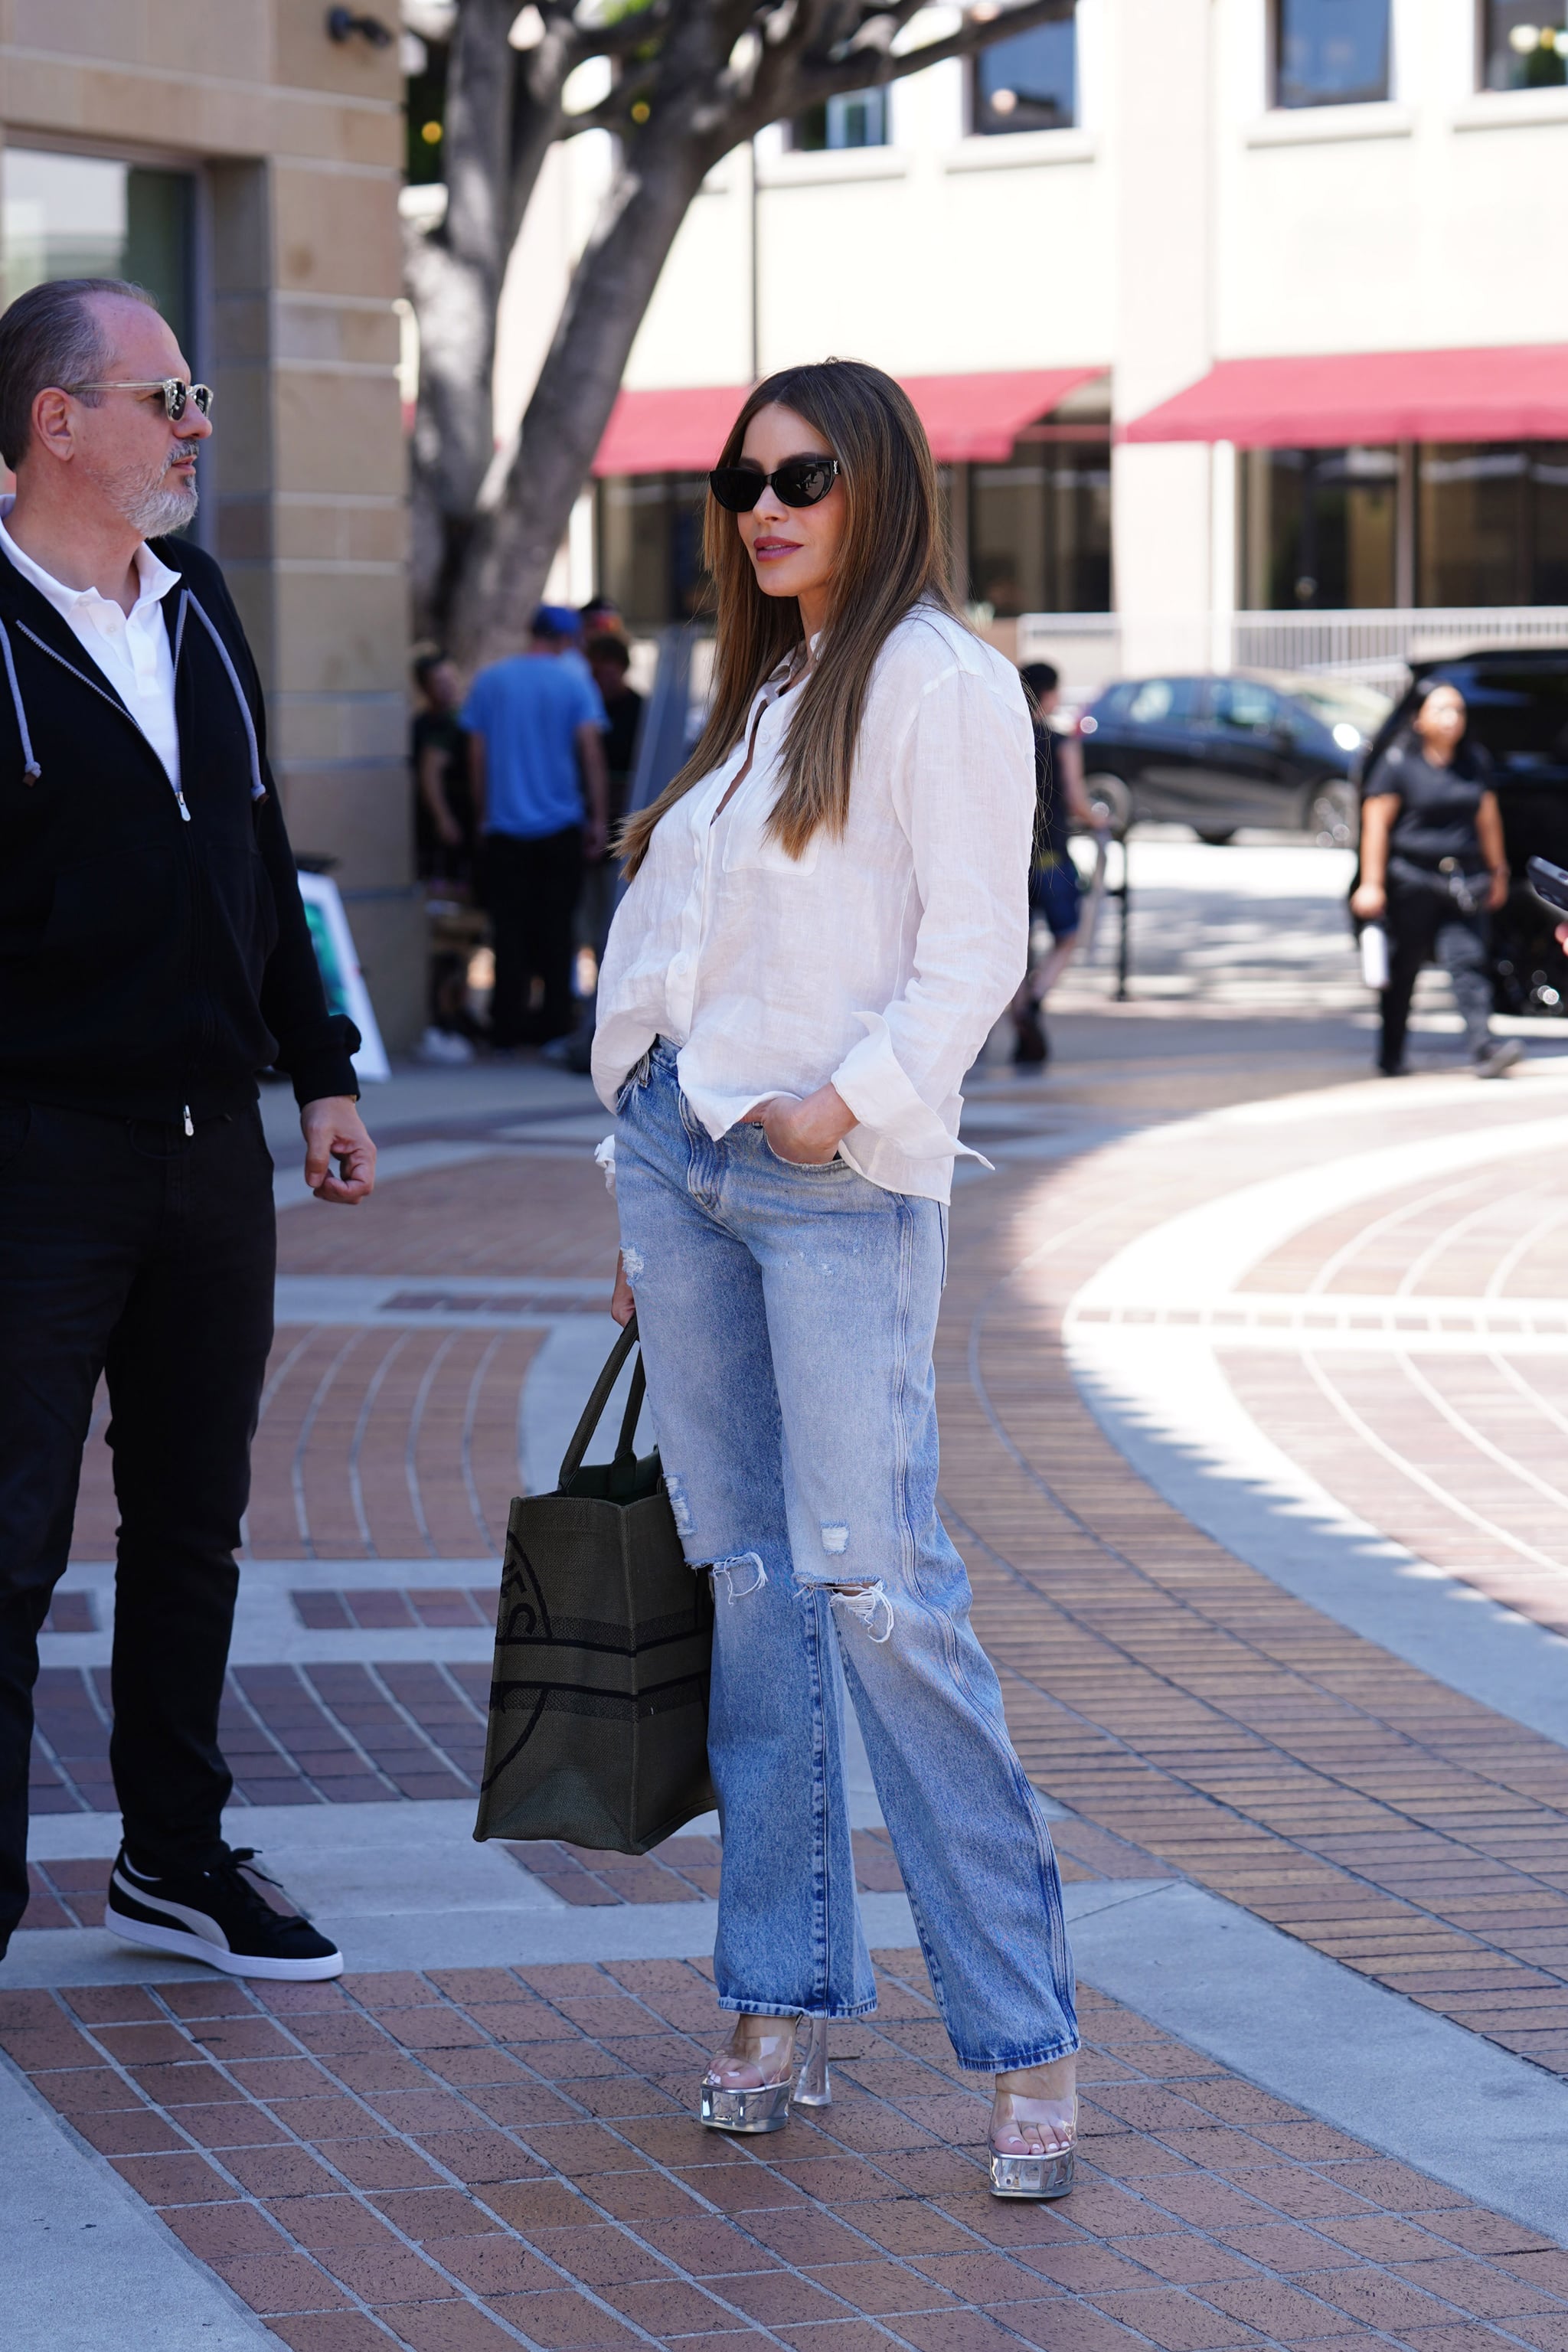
[0,495,181,626]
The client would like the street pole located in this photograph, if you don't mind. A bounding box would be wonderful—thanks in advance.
[749,134,760,384]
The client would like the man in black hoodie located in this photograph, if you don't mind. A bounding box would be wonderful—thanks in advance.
[0,277,377,1981]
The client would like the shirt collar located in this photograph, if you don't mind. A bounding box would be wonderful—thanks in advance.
[0,494,181,622]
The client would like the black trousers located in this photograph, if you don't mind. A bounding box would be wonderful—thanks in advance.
[484,826,584,1047]
[1380,871,1494,1074]
[0,1099,275,1952]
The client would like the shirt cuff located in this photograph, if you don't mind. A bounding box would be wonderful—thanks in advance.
[288,1047,361,1108]
[831,1013,985,1163]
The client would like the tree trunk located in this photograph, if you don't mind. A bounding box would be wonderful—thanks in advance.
[450,137,714,666]
[406,0,521,634]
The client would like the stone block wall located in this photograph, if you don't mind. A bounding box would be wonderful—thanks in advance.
[0,0,420,1047]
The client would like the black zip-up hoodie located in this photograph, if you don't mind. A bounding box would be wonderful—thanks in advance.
[0,533,359,1122]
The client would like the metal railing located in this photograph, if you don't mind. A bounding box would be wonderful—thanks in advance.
[1229,607,1568,698]
[1017,606,1568,700]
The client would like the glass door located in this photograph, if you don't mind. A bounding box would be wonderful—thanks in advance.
[2,147,195,360]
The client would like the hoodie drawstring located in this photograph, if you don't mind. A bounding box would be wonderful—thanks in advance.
[185,593,266,803]
[1,590,266,804]
[0,616,41,781]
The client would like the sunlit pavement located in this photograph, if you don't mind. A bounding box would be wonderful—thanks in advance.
[9,839,1568,2350]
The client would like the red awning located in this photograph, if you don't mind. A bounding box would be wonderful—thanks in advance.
[1124,347,1568,449]
[593,386,750,478]
[593,368,1106,476]
[903,369,1106,462]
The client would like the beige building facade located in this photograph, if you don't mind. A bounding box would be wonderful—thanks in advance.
[0,2,418,1046]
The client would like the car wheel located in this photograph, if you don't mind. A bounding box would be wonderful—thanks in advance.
[1308,779,1357,848]
[1085,773,1132,841]
[1196,828,1236,847]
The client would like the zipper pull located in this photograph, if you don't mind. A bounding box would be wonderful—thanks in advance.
[183,1105,194,1138]
[175,789,191,822]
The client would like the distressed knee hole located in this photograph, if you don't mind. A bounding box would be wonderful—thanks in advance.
[663,1470,694,1536]
[829,1580,894,1642]
[710,1550,768,1603]
[819,1522,850,1556]
[620,1243,646,1282]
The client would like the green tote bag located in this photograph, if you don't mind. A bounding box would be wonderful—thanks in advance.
[472,1318,717,1854]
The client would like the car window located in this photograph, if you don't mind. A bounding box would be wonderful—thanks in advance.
[1125,678,1200,726]
[1266,675,1391,735]
[1212,678,1281,733]
[1427,662,1568,779]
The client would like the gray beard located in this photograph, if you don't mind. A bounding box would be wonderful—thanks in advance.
[121,475,199,537]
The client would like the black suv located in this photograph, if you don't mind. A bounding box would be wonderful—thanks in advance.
[1359,648,1568,1016]
[1078,671,1387,846]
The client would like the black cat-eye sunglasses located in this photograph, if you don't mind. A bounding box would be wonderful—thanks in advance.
[709,456,840,512]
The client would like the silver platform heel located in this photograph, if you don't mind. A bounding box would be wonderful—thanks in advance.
[792,2014,832,2109]
[700,2014,831,2134]
[988,2092,1077,2199]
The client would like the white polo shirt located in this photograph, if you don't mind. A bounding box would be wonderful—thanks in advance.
[0,495,182,789]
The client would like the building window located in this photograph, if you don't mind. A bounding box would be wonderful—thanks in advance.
[792,87,888,149]
[973,6,1077,135]
[1241,447,1399,608]
[1275,0,1391,109]
[968,437,1110,616]
[1,147,196,359]
[1482,2,1568,87]
[596,475,711,632]
[1419,446,1568,605]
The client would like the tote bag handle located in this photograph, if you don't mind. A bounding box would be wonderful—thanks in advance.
[558,1316,648,1490]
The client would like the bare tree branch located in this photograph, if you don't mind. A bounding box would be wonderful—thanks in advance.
[409,0,1084,648]
[564,0,1073,139]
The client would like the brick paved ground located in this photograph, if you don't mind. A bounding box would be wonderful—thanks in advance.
[933,1080,1568,2080]
[18,1029,1568,2343]
[8,1955,1568,2352]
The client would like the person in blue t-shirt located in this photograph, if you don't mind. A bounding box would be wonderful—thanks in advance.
[462,605,609,1047]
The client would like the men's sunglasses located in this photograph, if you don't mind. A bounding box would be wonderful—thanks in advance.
[709,456,840,512]
[68,377,216,421]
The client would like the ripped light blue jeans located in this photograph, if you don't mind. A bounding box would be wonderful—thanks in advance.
[614,1041,1077,2073]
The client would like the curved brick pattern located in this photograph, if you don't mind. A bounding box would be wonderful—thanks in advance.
[1238,1162,1568,1301]
[5,1958,1567,2352]
[933,1100,1568,2082]
[70,1328,542,1564]
[1226,1347,1568,1634]
[1222,1145,1568,1631]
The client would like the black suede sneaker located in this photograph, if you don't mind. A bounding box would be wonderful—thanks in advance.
[106,1846,344,1980]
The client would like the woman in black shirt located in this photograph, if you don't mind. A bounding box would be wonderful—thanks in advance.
[1351,683,1517,1078]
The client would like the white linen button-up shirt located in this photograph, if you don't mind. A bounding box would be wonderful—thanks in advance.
[592,605,1035,1204]
[0,495,182,789]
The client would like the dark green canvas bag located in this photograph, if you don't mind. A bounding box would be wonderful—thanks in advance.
[472,1319,716,1854]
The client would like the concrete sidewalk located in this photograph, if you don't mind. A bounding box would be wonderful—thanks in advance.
[13,877,1568,2347]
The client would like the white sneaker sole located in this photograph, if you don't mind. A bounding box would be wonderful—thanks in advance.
[106,1907,345,1981]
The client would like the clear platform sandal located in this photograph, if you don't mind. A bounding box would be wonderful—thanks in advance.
[700,2013,831,2135]
[988,2090,1077,2199]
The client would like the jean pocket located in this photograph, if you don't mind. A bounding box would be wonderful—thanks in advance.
[615,1051,652,1116]
[760,1132,851,1176]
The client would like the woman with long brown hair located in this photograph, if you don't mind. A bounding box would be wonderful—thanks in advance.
[592,360,1079,2197]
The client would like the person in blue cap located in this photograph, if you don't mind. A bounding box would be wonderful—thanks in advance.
[462,605,610,1047]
